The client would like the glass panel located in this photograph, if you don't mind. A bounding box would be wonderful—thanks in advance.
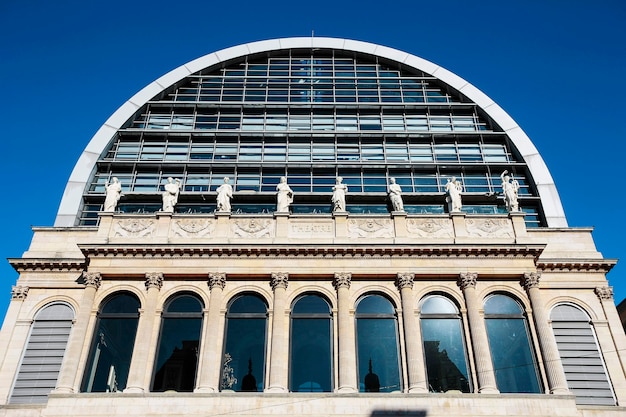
[356,317,401,392]
[484,294,522,315]
[421,296,457,315]
[422,318,471,393]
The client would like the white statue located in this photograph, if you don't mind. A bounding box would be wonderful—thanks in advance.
[445,177,463,213]
[331,176,348,212]
[276,177,294,212]
[500,170,520,212]
[388,177,404,212]
[162,177,181,212]
[216,177,233,212]
[103,177,122,212]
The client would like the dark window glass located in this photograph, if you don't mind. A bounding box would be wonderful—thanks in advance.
[484,294,541,393]
[221,294,268,391]
[356,294,401,392]
[82,293,140,392]
[152,294,203,392]
[290,294,332,392]
[420,295,471,393]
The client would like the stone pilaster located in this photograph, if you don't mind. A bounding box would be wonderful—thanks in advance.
[457,272,499,393]
[522,272,569,394]
[334,272,357,392]
[195,273,227,392]
[266,273,289,392]
[125,273,163,393]
[595,286,626,403]
[396,273,427,393]
[54,272,102,393]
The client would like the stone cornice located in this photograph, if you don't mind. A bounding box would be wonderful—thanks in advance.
[8,258,87,272]
[78,244,545,259]
[536,258,617,273]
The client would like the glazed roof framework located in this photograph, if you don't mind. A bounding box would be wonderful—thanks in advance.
[54,37,567,227]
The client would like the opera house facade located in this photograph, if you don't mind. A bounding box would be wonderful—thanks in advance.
[1,37,625,417]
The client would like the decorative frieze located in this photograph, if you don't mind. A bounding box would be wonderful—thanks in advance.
[145,272,164,290]
[172,218,215,238]
[395,273,415,290]
[466,218,514,238]
[406,218,454,238]
[595,286,614,301]
[208,273,227,290]
[333,272,352,290]
[457,272,478,290]
[347,218,393,238]
[83,272,102,289]
[113,218,155,238]
[11,285,29,300]
[232,218,274,238]
[270,272,289,290]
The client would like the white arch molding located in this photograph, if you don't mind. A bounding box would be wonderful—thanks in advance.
[54,37,567,227]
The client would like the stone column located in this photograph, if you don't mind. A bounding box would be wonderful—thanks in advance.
[595,286,626,403]
[266,272,289,392]
[195,273,226,392]
[54,272,101,393]
[522,272,569,394]
[457,272,499,393]
[124,272,163,393]
[396,273,428,393]
[333,272,357,392]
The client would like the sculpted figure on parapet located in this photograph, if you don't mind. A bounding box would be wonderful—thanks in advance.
[104,177,123,212]
[500,170,520,212]
[276,177,294,212]
[388,178,404,212]
[162,177,181,212]
[331,176,347,212]
[445,176,463,213]
[216,177,233,212]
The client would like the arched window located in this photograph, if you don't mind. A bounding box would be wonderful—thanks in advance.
[152,293,204,392]
[221,293,268,391]
[420,295,471,393]
[551,304,615,405]
[289,294,333,392]
[484,294,541,393]
[10,303,74,404]
[82,292,140,392]
[355,294,401,392]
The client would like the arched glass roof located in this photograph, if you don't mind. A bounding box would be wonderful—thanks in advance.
[54,37,566,227]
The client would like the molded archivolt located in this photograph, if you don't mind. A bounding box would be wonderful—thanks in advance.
[54,37,567,227]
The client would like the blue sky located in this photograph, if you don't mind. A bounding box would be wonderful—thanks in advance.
[0,0,625,322]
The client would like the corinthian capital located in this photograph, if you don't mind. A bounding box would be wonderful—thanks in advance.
[595,286,614,301]
[83,272,102,289]
[11,285,29,300]
[457,272,477,290]
[522,271,541,291]
[208,272,226,290]
[395,273,415,290]
[270,272,289,290]
[333,272,352,290]
[145,272,164,290]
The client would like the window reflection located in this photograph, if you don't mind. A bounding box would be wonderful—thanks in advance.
[420,295,471,393]
[484,294,541,393]
[152,293,203,392]
[290,294,333,392]
[221,294,268,391]
[356,294,401,392]
[82,292,140,392]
